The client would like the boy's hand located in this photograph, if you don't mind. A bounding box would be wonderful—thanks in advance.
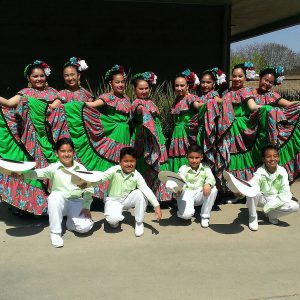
[154,206,162,221]
[77,182,87,189]
[80,208,92,219]
[203,184,211,197]
[173,190,182,198]
[11,172,23,179]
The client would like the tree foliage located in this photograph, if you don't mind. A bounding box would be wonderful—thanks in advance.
[231,42,298,72]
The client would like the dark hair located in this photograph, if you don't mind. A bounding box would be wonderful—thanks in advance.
[259,68,276,79]
[187,144,203,155]
[54,138,75,151]
[232,64,246,76]
[63,63,80,73]
[131,77,145,88]
[261,144,279,157]
[201,71,216,82]
[131,76,149,88]
[25,65,45,78]
[105,70,125,84]
[120,147,137,160]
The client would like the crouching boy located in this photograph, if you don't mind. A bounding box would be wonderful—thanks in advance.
[246,145,299,231]
[175,144,218,228]
[99,147,162,237]
[22,138,94,247]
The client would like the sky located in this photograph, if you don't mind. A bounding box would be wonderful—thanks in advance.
[231,24,300,53]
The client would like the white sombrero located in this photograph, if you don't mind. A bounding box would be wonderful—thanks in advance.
[158,171,186,193]
[223,170,259,197]
[62,168,103,186]
[0,158,36,175]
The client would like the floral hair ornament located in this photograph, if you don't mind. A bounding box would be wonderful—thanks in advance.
[104,64,126,81]
[274,66,285,85]
[24,60,51,78]
[67,57,89,72]
[133,71,158,86]
[243,61,257,81]
[210,67,227,86]
[181,69,200,90]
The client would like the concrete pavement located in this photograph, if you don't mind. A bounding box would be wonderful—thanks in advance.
[1,182,300,300]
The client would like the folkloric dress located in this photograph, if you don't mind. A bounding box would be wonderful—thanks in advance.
[168,94,199,173]
[216,87,258,188]
[49,87,93,142]
[130,98,170,201]
[0,87,59,214]
[253,89,300,181]
[196,90,220,170]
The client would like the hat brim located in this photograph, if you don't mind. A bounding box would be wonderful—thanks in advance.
[223,171,259,197]
[0,158,36,175]
[62,168,103,183]
[158,171,185,185]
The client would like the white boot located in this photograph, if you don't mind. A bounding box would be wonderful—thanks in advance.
[135,222,144,237]
[50,233,64,248]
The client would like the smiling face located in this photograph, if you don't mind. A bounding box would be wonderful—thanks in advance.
[120,154,136,174]
[259,73,275,93]
[200,74,214,94]
[187,151,203,170]
[135,79,150,99]
[232,68,246,90]
[110,74,126,96]
[175,77,188,97]
[28,68,46,90]
[262,148,279,173]
[55,143,74,167]
[63,66,80,90]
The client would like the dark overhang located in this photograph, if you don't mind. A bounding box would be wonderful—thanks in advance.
[105,0,300,41]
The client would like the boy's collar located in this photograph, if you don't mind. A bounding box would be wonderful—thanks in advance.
[57,160,80,170]
[187,163,203,172]
[118,165,135,177]
[259,164,279,176]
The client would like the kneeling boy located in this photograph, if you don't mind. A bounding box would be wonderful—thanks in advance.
[246,145,299,231]
[22,138,94,247]
[99,147,162,237]
[175,144,218,228]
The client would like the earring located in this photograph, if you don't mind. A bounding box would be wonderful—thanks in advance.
[78,80,81,87]
[45,82,49,88]
[28,82,32,88]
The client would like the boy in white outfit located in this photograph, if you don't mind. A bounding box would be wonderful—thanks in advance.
[98,147,162,237]
[20,138,94,247]
[245,145,299,231]
[175,144,218,228]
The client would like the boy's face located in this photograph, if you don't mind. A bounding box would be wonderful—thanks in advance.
[262,149,279,172]
[55,144,74,168]
[120,154,136,174]
[187,151,203,170]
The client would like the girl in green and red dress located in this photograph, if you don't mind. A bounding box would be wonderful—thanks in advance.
[130,71,170,201]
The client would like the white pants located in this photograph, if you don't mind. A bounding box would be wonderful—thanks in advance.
[176,187,218,220]
[104,190,147,226]
[48,191,94,234]
[246,193,299,219]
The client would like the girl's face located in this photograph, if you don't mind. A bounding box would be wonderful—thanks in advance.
[135,80,150,99]
[63,66,80,89]
[28,68,46,90]
[259,74,275,93]
[200,74,214,93]
[175,77,188,96]
[232,68,246,89]
[110,74,126,95]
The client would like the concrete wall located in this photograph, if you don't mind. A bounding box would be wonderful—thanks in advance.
[0,1,228,97]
